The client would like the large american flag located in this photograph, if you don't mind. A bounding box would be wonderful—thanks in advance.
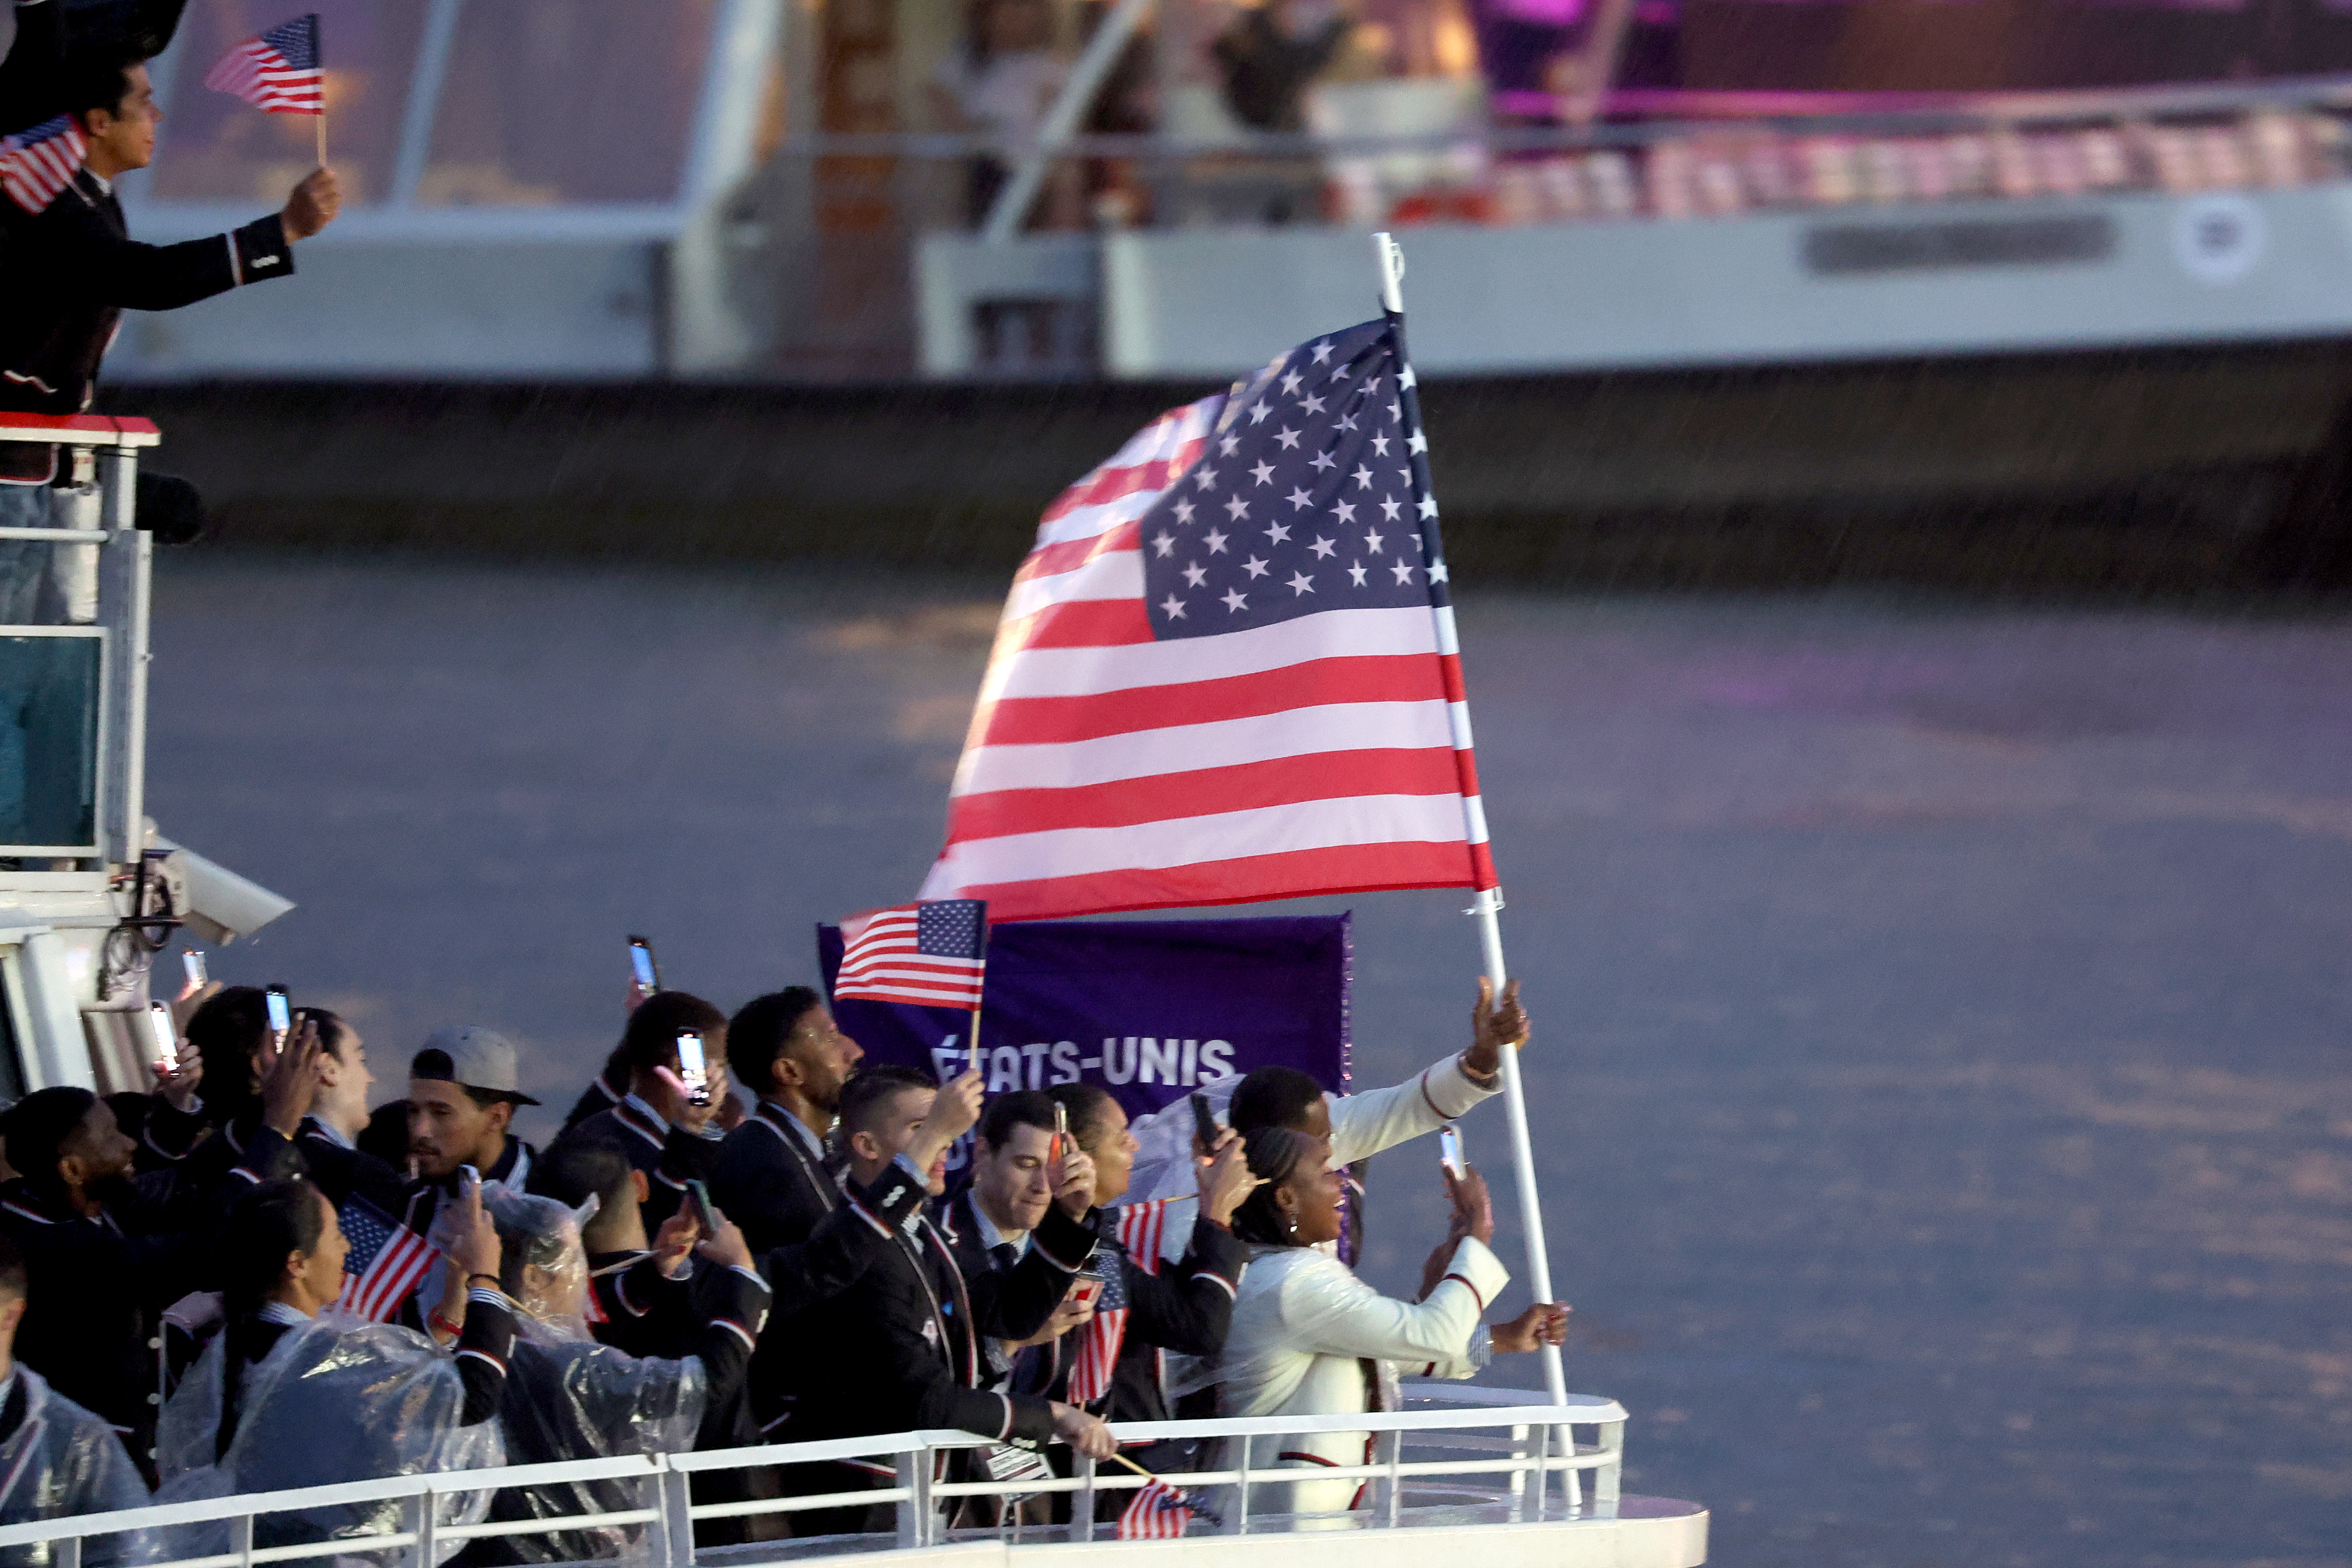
[337,1195,437,1322]
[0,117,87,215]
[918,317,1495,922]
[833,899,988,1009]
[204,14,326,115]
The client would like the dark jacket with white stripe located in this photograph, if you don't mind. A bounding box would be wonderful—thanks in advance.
[0,1167,225,1468]
[0,169,291,479]
[782,1180,1095,1450]
[570,1102,716,1235]
[708,1105,935,1434]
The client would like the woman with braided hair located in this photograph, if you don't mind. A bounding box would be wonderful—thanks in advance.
[1195,1126,1567,1521]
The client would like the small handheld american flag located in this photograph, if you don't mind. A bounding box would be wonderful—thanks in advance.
[204,14,325,115]
[1066,1200,1168,1406]
[833,899,988,1010]
[337,1194,437,1322]
[1117,1474,1215,1539]
[0,117,88,215]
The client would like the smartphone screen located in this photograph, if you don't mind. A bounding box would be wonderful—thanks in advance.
[1190,1091,1221,1150]
[677,1032,710,1106]
[147,1003,177,1072]
[628,936,658,992]
[180,950,206,990]
[1438,1126,1467,1180]
[264,986,291,1037]
[686,1178,719,1233]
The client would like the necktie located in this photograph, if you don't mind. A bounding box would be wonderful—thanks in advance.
[990,1242,1019,1272]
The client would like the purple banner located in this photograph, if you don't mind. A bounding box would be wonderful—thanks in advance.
[815,914,1352,1128]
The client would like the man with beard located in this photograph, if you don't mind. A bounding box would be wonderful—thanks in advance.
[0,1028,320,1480]
[708,988,863,1254]
[382,1027,541,1328]
[710,991,978,1437]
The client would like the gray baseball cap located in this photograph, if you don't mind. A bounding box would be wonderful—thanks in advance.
[413,1024,542,1106]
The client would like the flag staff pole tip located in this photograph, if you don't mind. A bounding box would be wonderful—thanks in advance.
[1373,231,1405,314]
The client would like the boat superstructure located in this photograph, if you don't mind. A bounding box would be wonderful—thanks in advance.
[0,415,294,1099]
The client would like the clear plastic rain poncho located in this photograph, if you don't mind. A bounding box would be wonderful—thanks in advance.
[151,1312,503,1565]
[474,1187,704,1567]
[0,1368,155,1568]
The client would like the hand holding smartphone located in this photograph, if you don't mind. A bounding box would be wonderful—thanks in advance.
[686,1178,720,1234]
[1190,1091,1222,1152]
[1438,1125,1468,1181]
[147,1002,179,1077]
[627,936,659,1005]
[675,1032,712,1108]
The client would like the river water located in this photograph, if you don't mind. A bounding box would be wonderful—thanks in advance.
[143,556,2352,1568]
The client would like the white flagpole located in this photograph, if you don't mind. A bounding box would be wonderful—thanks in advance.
[1374,232,1568,1406]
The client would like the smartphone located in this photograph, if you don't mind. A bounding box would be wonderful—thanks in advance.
[1068,1277,1105,1312]
[685,1178,720,1234]
[180,950,206,991]
[1050,1100,1069,1165]
[1189,1091,1221,1150]
[627,936,659,995]
[676,1032,711,1107]
[1438,1125,1467,1181]
[147,1003,178,1076]
[263,985,291,1043]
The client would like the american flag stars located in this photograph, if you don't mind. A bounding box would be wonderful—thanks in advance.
[1139,320,1440,640]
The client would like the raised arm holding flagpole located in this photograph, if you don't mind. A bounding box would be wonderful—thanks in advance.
[918,231,1569,1403]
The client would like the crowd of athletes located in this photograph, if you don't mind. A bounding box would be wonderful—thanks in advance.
[0,972,1566,1561]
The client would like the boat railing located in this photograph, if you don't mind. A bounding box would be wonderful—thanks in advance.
[0,1388,1629,1568]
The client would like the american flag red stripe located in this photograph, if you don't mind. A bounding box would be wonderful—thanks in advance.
[203,15,325,115]
[336,1198,438,1322]
[1117,1477,1196,1539]
[342,1234,434,1321]
[1066,1199,1168,1407]
[918,337,1495,922]
[0,117,87,215]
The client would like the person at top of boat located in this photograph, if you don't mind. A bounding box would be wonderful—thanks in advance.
[0,1228,155,1565]
[568,992,739,1234]
[1191,1126,1567,1521]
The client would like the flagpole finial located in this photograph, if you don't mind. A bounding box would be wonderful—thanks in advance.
[1373,231,1405,315]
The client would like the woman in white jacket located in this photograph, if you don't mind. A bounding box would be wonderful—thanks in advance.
[1204,1127,1567,1522]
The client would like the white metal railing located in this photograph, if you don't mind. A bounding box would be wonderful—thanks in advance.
[0,1389,1628,1567]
